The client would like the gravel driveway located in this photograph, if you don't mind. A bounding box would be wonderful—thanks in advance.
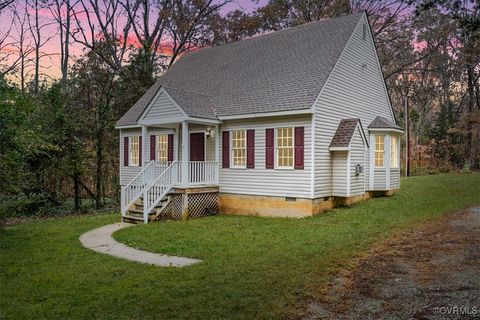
[299,206,480,320]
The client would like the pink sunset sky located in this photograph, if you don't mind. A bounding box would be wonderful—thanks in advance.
[0,0,265,82]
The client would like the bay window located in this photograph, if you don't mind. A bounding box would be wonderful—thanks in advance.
[390,136,398,168]
[374,135,384,167]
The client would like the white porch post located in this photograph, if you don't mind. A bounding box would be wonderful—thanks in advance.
[214,124,220,183]
[181,121,189,187]
[141,125,147,167]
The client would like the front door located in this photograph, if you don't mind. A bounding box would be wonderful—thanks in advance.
[190,132,205,161]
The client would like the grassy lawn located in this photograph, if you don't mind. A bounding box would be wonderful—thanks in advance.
[1,174,479,319]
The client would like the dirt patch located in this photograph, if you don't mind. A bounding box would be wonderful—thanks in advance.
[298,207,480,320]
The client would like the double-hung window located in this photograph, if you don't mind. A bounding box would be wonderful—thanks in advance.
[156,134,168,162]
[231,130,246,168]
[374,135,385,167]
[129,136,140,166]
[276,127,293,169]
[390,136,398,168]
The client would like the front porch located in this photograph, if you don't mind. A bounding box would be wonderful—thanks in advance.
[121,120,221,223]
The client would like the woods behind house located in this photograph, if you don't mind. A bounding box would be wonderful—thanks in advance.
[0,0,478,218]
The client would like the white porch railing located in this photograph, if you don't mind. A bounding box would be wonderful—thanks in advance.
[121,161,157,216]
[122,161,219,219]
[188,161,218,185]
[143,161,180,223]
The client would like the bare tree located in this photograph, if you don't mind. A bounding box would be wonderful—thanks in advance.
[27,0,57,93]
[50,0,74,82]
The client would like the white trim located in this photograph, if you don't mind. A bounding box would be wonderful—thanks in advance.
[140,117,187,126]
[217,109,312,120]
[187,117,222,124]
[346,151,351,197]
[368,128,404,134]
[116,124,141,129]
[369,134,375,190]
[181,121,189,186]
[141,126,147,167]
[214,124,220,183]
[329,146,351,152]
[310,113,315,198]
[385,135,391,188]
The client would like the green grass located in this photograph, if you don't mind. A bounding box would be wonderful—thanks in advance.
[1,174,479,319]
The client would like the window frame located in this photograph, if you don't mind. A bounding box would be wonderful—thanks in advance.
[156,133,169,162]
[390,136,399,168]
[230,129,247,169]
[129,136,140,167]
[275,126,294,170]
[374,135,385,167]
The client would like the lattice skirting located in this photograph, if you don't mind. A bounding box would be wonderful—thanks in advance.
[158,192,218,221]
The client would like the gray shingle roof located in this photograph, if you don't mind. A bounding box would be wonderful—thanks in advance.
[368,116,403,131]
[117,12,364,126]
[330,118,361,148]
[163,87,216,119]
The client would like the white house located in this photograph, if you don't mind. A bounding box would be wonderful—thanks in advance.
[116,11,403,223]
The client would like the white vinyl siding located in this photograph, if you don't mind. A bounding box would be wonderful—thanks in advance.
[142,90,183,121]
[349,127,365,196]
[332,151,348,197]
[219,114,312,198]
[374,167,387,190]
[313,14,395,197]
[120,128,142,185]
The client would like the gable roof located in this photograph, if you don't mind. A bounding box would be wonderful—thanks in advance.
[330,118,367,149]
[117,12,365,126]
[368,116,403,131]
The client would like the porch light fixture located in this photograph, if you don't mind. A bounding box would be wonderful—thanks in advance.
[205,127,214,139]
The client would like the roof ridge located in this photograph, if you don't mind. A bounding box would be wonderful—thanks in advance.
[185,11,364,56]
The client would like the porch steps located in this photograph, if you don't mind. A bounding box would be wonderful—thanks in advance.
[123,196,172,224]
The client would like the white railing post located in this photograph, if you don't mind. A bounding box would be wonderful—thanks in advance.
[215,124,220,184]
[181,121,189,187]
[121,186,126,216]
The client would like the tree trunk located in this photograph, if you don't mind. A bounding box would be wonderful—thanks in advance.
[73,172,81,211]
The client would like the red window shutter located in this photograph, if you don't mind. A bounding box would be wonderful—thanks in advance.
[139,136,142,166]
[123,136,129,166]
[246,129,255,169]
[294,127,304,169]
[168,134,174,161]
[265,128,274,169]
[222,131,230,168]
[150,135,156,161]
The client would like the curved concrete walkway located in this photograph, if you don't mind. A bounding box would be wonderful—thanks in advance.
[79,222,201,267]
